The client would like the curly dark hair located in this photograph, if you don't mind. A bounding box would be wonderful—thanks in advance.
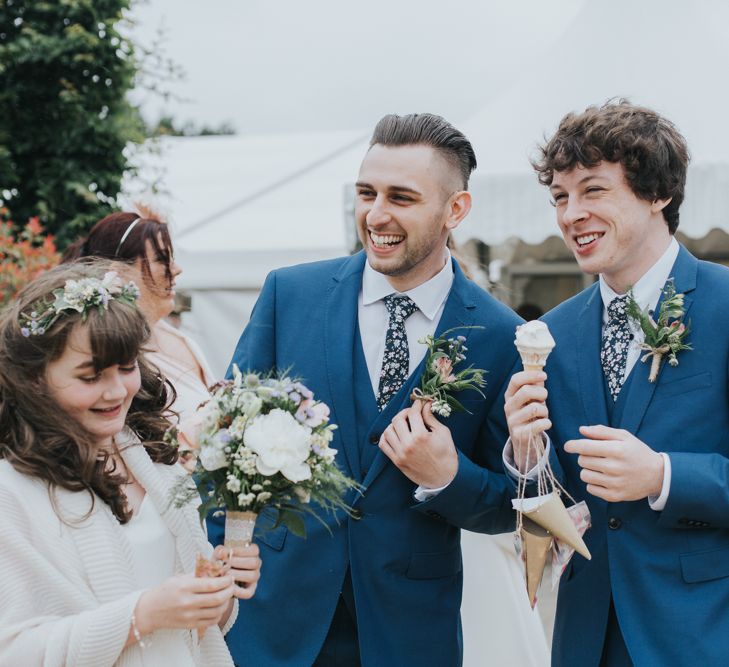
[532,99,690,234]
[0,261,178,523]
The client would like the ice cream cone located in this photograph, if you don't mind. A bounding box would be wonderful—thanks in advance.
[521,517,553,609]
[522,492,591,560]
[514,321,556,376]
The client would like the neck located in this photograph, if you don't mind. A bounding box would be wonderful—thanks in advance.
[603,234,672,294]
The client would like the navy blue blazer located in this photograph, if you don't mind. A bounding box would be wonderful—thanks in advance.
[543,245,729,666]
[209,252,523,667]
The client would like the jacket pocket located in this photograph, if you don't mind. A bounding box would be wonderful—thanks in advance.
[406,547,462,579]
[255,510,288,551]
[680,546,729,583]
[659,371,712,398]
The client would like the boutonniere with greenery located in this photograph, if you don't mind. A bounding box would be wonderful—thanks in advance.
[410,327,486,417]
[625,278,691,382]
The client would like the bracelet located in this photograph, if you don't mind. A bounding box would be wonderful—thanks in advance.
[131,612,147,649]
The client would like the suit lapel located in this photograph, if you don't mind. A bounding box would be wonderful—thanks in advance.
[577,283,610,427]
[617,245,698,434]
[359,260,476,492]
[324,252,367,480]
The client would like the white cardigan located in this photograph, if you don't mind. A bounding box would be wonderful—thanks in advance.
[0,432,236,667]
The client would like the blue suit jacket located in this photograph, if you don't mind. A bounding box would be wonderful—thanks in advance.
[209,252,523,666]
[544,245,729,666]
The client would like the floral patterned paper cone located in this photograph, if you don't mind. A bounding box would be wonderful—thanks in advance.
[194,553,226,641]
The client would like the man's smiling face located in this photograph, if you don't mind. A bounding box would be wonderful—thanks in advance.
[355,143,466,291]
[550,161,672,292]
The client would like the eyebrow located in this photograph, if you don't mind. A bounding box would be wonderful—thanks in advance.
[355,181,422,196]
[74,360,96,370]
[550,174,603,192]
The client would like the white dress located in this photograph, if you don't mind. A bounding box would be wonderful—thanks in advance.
[122,495,197,666]
[460,532,554,667]
[0,431,236,667]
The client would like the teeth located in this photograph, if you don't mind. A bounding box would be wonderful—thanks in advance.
[370,232,404,246]
[576,233,602,246]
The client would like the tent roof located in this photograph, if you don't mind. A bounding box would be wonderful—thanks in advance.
[123,129,369,254]
[456,0,729,247]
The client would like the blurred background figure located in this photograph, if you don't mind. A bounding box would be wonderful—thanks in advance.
[63,210,214,462]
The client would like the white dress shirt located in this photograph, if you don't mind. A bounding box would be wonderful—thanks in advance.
[504,238,679,511]
[359,251,453,394]
[358,251,453,498]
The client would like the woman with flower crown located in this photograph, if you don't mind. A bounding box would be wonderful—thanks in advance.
[0,262,260,666]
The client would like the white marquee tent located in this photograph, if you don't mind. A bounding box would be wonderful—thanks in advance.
[125,0,729,375]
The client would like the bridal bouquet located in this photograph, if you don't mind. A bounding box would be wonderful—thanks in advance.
[169,366,359,546]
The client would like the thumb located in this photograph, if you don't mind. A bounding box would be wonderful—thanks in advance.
[421,401,442,430]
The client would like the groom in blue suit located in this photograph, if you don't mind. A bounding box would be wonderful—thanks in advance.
[506,100,729,666]
[209,113,523,666]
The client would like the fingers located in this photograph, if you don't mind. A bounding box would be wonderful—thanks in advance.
[188,574,234,594]
[564,438,618,457]
[505,370,547,401]
[406,400,427,434]
[420,401,441,431]
[579,424,627,440]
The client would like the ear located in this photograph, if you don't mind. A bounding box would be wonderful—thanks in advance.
[651,196,672,214]
[445,191,472,231]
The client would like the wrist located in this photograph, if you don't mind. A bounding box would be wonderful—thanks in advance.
[133,591,156,636]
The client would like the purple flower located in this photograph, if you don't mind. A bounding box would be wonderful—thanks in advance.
[20,327,30,337]
[289,391,302,405]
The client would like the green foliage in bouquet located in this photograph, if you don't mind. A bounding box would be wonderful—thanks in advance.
[410,326,486,417]
[169,367,361,538]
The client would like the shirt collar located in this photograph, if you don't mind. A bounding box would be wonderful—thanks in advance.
[599,237,680,315]
[362,249,454,321]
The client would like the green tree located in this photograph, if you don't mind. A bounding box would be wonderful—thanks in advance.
[0,0,145,248]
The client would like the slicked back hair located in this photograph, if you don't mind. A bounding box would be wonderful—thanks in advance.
[533,99,690,234]
[369,113,477,190]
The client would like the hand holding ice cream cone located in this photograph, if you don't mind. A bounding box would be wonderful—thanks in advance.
[505,321,556,472]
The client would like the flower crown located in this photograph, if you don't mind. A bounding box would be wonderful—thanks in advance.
[19,271,141,337]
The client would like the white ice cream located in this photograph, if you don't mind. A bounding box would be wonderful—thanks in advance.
[514,320,555,352]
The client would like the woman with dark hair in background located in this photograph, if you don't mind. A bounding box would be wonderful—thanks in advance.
[64,210,214,458]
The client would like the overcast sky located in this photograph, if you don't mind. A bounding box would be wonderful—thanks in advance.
[129,0,584,135]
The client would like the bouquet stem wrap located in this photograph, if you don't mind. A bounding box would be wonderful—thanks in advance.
[225,510,258,548]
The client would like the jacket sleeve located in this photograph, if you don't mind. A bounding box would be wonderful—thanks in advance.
[658,452,729,529]
[413,356,520,534]
[0,485,143,667]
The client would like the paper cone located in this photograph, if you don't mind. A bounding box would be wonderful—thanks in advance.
[521,517,553,609]
[522,493,591,560]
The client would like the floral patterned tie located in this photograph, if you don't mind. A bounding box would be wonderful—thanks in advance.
[377,294,419,410]
[600,294,632,400]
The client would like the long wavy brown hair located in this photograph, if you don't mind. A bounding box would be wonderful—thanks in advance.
[0,261,178,523]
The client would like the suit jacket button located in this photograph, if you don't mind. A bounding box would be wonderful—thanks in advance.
[350,508,363,521]
[369,434,380,445]
[608,517,622,530]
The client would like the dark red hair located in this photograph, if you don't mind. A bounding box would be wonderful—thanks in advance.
[62,211,175,289]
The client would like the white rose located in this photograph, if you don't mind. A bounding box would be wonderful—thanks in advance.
[244,408,312,482]
[199,444,228,471]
